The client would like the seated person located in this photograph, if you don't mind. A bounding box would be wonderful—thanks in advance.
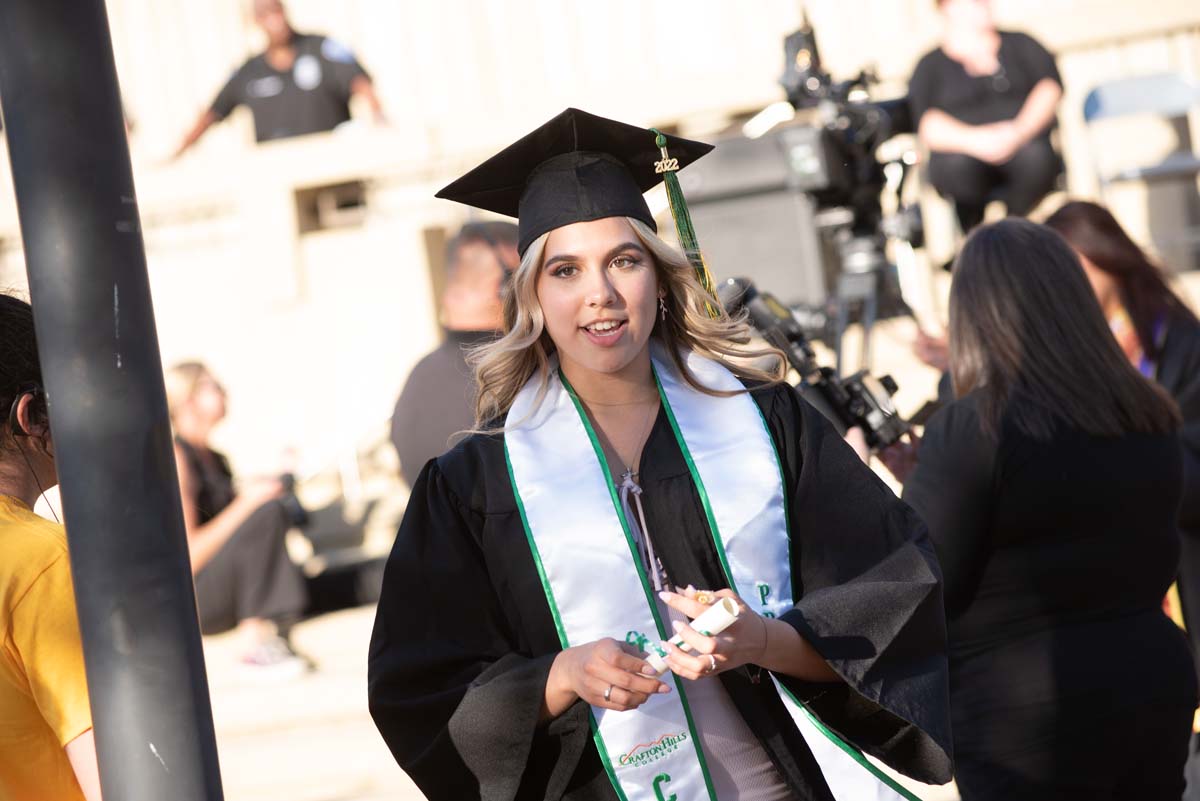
[0,294,102,801]
[909,0,1062,233]
[390,221,517,487]
[165,362,310,675]
[174,0,384,155]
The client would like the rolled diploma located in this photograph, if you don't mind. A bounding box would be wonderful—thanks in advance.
[644,597,740,675]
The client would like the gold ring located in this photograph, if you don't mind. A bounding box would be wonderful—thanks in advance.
[695,591,715,605]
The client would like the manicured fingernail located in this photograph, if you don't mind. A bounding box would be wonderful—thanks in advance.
[671,620,684,632]
[685,584,696,593]
[657,591,672,602]
[641,664,657,675]
[658,684,671,693]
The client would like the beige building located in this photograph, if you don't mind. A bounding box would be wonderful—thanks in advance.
[0,0,1197,550]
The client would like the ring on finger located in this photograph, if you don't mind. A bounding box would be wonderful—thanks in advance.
[603,684,614,701]
[706,654,717,674]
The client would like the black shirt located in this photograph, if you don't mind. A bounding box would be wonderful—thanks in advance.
[369,382,953,801]
[389,330,495,488]
[908,31,1061,131]
[902,393,1196,750]
[175,438,235,525]
[210,32,368,143]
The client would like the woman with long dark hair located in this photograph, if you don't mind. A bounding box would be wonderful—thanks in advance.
[1045,200,1200,793]
[1045,201,1199,378]
[1044,202,1200,552]
[882,218,1197,799]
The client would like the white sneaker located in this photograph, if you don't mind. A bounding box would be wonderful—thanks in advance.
[238,636,313,681]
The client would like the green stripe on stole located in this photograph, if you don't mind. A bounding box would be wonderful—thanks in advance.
[504,342,921,801]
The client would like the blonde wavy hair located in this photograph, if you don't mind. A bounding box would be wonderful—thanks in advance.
[163,361,211,423]
[469,217,786,429]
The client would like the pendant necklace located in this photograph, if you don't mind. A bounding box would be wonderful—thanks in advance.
[616,396,659,483]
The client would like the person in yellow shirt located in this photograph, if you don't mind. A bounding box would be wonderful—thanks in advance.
[0,294,102,801]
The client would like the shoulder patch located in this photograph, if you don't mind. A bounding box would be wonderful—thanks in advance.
[321,37,356,65]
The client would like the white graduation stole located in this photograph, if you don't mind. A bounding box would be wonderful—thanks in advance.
[504,342,920,801]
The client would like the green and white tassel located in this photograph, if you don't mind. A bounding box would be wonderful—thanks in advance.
[652,129,720,319]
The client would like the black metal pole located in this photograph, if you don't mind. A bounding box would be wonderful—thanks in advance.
[0,2,223,799]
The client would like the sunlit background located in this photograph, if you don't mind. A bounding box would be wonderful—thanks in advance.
[1,1,1198,798]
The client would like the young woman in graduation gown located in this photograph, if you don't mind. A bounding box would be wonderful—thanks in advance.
[368,108,953,801]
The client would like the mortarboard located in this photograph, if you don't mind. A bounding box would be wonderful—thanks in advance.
[435,108,707,254]
[437,107,722,316]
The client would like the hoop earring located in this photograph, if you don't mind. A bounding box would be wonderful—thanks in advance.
[658,297,668,322]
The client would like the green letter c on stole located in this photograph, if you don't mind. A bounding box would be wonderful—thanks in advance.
[652,773,676,801]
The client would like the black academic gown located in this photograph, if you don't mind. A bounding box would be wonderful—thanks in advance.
[368,382,953,801]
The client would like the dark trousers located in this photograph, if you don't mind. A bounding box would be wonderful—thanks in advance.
[194,500,309,635]
[955,698,1193,801]
[928,137,1061,233]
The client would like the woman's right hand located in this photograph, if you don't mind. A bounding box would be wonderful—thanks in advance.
[913,329,950,372]
[967,121,1022,165]
[878,432,922,485]
[543,638,670,719]
[237,476,286,509]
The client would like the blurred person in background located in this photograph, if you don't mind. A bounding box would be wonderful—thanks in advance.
[389,221,517,487]
[166,361,310,677]
[1045,199,1200,795]
[173,0,385,156]
[880,219,1196,800]
[0,295,102,801]
[909,0,1062,235]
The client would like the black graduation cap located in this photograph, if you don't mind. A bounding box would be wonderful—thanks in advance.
[435,108,714,257]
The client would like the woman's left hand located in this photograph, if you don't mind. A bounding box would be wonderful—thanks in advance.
[843,426,870,464]
[656,587,768,680]
[878,430,922,485]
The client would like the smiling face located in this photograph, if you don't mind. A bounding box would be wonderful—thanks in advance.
[536,217,661,385]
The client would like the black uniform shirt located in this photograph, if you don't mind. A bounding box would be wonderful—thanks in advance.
[908,31,1061,131]
[210,32,368,142]
[390,330,496,488]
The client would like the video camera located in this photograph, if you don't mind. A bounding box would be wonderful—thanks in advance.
[780,23,915,227]
[778,21,921,281]
[719,277,909,450]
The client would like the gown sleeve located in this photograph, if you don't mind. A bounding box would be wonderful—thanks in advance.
[367,456,593,801]
[764,387,954,785]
